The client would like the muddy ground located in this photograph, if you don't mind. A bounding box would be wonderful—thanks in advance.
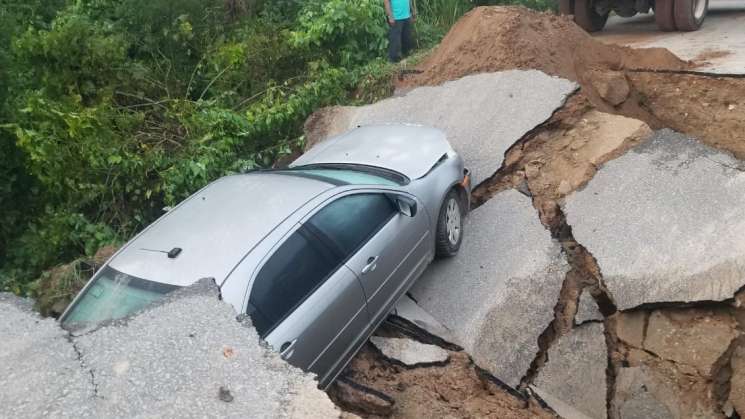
[324,6,745,419]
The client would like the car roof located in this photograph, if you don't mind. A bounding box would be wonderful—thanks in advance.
[108,173,336,287]
[290,124,453,180]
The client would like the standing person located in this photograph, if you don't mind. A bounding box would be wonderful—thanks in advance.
[384,0,416,62]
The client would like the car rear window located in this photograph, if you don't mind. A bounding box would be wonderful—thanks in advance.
[61,266,179,329]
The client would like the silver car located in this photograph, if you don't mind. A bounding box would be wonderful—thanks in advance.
[60,124,470,388]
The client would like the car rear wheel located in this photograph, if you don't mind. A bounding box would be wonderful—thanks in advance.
[655,0,677,31]
[574,0,610,32]
[435,189,464,258]
[559,0,575,15]
[674,0,708,31]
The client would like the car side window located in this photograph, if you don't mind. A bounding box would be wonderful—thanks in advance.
[248,228,341,336]
[306,193,396,259]
[247,193,397,336]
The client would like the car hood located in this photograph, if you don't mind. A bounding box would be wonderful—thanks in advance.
[291,124,454,180]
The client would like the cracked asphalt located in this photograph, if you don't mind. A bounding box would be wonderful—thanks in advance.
[7,6,745,417]
[0,281,344,419]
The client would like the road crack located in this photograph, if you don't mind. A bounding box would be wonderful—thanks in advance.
[64,332,101,399]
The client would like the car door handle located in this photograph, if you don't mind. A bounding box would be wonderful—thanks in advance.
[280,339,297,360]
[361,256,379,275]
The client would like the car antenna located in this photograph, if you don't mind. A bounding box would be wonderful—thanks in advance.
[140,247,183,259]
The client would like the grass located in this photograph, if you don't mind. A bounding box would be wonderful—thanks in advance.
[417,0,475,29]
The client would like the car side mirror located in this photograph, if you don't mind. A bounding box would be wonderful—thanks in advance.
[395,196,417,217]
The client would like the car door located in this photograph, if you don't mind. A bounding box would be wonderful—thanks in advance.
[247,225,370,384]
[304,191,431,325]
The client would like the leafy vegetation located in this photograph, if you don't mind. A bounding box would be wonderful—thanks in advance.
[0,0,554,300]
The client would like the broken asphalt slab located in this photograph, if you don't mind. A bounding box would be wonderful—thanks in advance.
[369,336,449,367]
[391,294,458,345]
[532,322,608,419]
[613,307,740,418]
[304,70,578,186]
[565,129,745,311]
[410,188,569,387]
[0,281,347,419]
[0,294,93,418]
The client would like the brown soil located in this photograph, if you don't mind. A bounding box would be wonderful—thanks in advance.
[321,7,745,418]
[628,72,745,159]
[403,6,688,87]
[691,49,733,67]
[34,245,118,317]
[401,6,745,163]
[337,343,556,419]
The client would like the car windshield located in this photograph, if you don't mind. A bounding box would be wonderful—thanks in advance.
[61,266,179,329]
[284,165,405,186]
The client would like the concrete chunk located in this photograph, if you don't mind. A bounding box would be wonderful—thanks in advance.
[411,189,569,387]
[1,281,347,418]
[392,295,457,344]
[370,337,449,367]
[565,130,745,311]
[614,367,675,419]
[0,294,93,418]
[304,70,578,185]
[575,290,604,324]
[533,323,608,419]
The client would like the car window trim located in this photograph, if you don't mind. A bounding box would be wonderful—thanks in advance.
[272,170,348,186]
[289,163,410,186]
[247,192,399,338]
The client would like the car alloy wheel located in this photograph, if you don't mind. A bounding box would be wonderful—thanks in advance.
[445,197,461,246]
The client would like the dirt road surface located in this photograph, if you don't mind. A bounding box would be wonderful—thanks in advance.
[598,0,745,73]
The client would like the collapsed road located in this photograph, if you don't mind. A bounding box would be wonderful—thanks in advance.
[6,5,745,419]
[0,280,348,418]
[310,6,745,419]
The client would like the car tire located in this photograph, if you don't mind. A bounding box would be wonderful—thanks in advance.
[574,0,610,32]
[559,0,575,15]
[655,0,677,31]
[673,0,707,31]
[435,189,464,258]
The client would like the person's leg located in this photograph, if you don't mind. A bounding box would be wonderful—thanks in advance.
[401,18,413,57]
[388,20,403,62]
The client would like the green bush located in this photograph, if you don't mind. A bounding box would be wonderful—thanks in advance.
[0,0,402,295]
[292,0,388,66]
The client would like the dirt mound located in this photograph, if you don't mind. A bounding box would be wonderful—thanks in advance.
[407,6,688,86]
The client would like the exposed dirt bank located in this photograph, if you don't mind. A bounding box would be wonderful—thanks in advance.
[404,6,688,88]
[403,6,745,163]
[331,329,556,419]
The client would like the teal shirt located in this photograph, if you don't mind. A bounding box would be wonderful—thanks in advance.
[391,0,411,20]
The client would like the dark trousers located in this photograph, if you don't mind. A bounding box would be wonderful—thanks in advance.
[388,18,413,62]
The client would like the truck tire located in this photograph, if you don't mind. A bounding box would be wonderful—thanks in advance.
[574,0,609,32]
[559,0,575,15]
[654,0,677,31]
[674,0,708,30]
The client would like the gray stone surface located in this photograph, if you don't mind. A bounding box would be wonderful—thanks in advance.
[530,386,594,419]
[576,290,604,324]
[0,282,345,419]
[614,367,676,419]
[0,293,93,418]
[306,70,577,185]
[533,323,608,419]
[410,189,569,387]
[565,130,745,311]
[369,336,449,366]
[392,294,457,344]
